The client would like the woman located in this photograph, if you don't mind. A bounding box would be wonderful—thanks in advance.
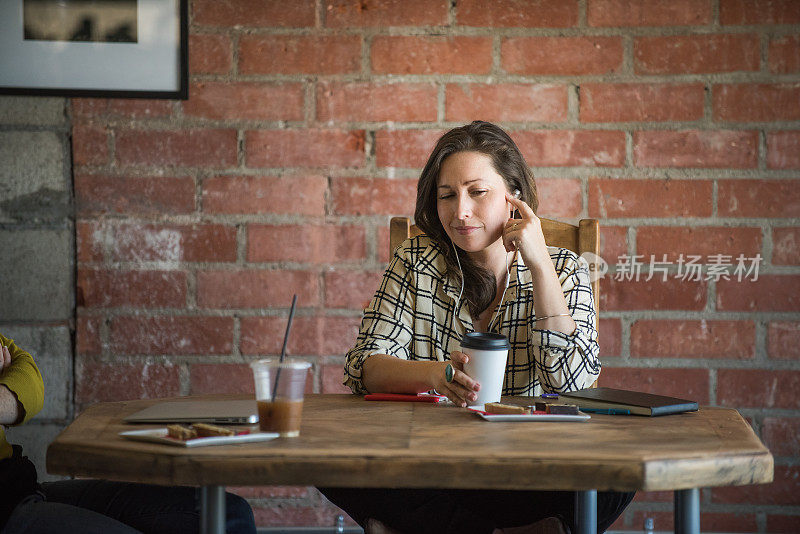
[322,121,631,533]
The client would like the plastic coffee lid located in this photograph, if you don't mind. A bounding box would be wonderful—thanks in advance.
[460,332,510,350]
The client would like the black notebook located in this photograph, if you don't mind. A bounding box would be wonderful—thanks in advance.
[559,387,699,416]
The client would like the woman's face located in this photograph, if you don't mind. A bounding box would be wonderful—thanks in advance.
[436,151,511,254]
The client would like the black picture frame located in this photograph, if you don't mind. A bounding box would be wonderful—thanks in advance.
[0,0,188,100]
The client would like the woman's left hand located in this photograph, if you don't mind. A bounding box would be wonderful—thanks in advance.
[503,193,551,270]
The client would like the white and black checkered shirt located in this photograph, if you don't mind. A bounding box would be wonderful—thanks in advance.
[344,235,601,396]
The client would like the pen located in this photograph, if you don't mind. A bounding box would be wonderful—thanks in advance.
[580,408,631,415]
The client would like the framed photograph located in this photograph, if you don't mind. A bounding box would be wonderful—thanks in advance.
[0,0,188,99]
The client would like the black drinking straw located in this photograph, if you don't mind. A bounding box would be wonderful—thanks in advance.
[271,294,297,402]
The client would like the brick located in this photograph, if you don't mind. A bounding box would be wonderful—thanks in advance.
[636,226,762,262]
[446,84,568,123]
[712,465,800,505]
[374,129,445,168]
[110,316,234,355]
[246,129,365,168]
[252,503,345,528]
[768,514,800,533]
[769,35,800,74]
[317,82,437,122]
[324,0,447,27]
[769,321,800,359]
[718,179,800,218]
[77,362,180,404]
[71,99,108,117]
[535,178,582,218]
[601,277,707,311]
[76,315,102,356]
[580,83,704,122]
[720,0,800,24]
[372,36,492,74]
[763,417,800,456]
[502,37,623,75]
[324,270,384,309]
[630,320,755,359]
[76,220,105,262]
[513,130,625,167]
[598,318,621,357]
[247,224,366,263]
[241,315,361,356]
[197,270,319,308]
[457,0,578,27]
[600,367,709,403]
[714,84,800,122]
[203,175,326,216]
[589,179,713,218]
[72,124,109,166]
[767,131,800,169]
[77,269,186,308]
[239,35,361,75]
[635,34,759,74]
[331,177,417,216]
[107,100,173,119]
[75,174,195,215]
[183,82,303,121]
[188,34,231,74]
[633,130,757,168]
[718,275,800,312]
[599,226,627,263]
[193,0,315,27]
[190,364,254,395]
[772,227,800,265]
[629,510,757,533]
[116,129,237,168]
[718,369,800,409]
[633,490,672,502]
[322,364,351,393]
[112,223,237,262]
[588,0,712,26]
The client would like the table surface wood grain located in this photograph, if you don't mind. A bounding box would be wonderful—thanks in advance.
[46,394,773,492]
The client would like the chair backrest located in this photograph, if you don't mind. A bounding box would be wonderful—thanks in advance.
[389,216,600,316]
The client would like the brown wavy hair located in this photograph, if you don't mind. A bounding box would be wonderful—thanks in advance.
[415,121,539,319]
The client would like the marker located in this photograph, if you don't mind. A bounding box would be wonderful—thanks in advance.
[541,393,559,399]
[581,407,631,415]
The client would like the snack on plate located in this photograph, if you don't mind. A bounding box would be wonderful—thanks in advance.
[545,403,580,415]
[484,402,530,415]
[167,424,197,441]
[534,401,549,412]
[192,423,235,437]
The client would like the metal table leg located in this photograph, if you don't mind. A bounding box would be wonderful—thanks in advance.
[200,485,226,534]
[575,490,597,534]
[674,488,700,534]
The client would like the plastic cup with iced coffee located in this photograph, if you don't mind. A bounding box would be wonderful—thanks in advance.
[250,359,311,437]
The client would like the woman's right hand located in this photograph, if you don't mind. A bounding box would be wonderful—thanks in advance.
[433,351,480,408]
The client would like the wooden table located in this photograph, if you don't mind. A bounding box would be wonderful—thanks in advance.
[47,394,773,534]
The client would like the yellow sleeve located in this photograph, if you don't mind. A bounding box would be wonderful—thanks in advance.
[0,333,44,425]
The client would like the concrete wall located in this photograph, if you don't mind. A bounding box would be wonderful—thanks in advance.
[0,96,73,481]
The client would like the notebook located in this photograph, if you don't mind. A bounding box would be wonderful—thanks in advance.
[558,387,699,416]
[124,400,259,424]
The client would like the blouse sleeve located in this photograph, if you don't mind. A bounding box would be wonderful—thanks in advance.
[0,334,44,425]
[530,250,601,393]
[343,245,417,394]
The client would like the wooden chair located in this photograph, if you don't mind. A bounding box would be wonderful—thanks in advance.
[389,217,600,316]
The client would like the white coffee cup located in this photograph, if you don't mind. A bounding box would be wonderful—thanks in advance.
[460,332,510,407]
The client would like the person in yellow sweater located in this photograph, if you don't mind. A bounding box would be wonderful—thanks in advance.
[0,333,256,533]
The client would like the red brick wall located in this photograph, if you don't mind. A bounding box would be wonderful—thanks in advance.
[71,0,800,531]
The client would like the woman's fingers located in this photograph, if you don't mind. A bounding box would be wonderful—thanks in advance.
[506,193,535,219]
[1,346,10,370]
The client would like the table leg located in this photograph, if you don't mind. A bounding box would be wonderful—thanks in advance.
[200,485,226,534]
[674,488,700,534]
[574,490,597,534]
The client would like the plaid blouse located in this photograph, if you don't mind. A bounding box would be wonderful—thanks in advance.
[344,235,601,396]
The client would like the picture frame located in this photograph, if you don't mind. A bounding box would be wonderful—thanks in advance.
[0,0,188,99]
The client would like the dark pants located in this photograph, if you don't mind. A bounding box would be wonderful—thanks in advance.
[3,480,256,534]
[319,487,634,534]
